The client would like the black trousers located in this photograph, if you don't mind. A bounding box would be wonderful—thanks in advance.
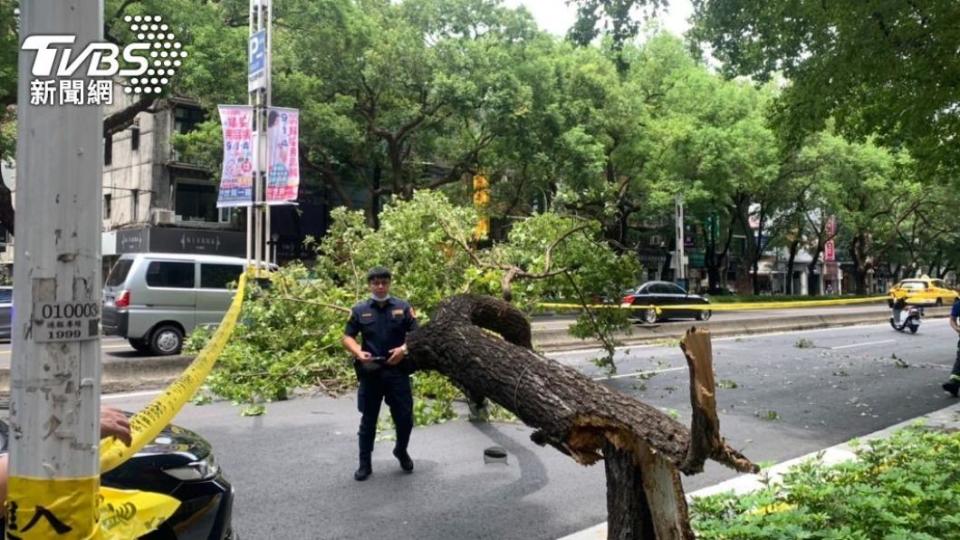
[357,369,413,459]
[952,338,960,379]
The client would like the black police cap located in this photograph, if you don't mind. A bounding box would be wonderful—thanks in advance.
[367,266,392,282]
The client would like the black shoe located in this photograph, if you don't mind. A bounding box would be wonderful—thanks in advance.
[354,462,372,481]
[942,381,960,398]
[393,449,414,473]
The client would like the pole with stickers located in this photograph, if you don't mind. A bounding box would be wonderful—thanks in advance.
[9,0,103,537]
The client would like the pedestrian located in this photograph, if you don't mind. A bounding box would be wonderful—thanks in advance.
[343,266,418,481]
[942,297,960,397]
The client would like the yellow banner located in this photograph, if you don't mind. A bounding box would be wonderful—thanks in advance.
[100,271,248,473]
[539,296,889,312]
[6,476,99,539]
[5,477,180,540]
[98,487,180,539]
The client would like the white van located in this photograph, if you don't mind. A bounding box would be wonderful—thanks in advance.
[102,253,249,355]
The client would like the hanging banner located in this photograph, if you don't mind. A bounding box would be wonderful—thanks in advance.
[265,107,300,205]
[216,105,255,208]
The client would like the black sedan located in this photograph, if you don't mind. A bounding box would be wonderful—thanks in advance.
[0,417,235,540]
[621,281,711,324]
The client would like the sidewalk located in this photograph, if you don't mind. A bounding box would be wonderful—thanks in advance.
[559,400,960,540]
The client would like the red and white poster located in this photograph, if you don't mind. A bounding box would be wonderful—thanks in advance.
[824,216,836,261]
[217,105,255,208]
[265,107,300,204]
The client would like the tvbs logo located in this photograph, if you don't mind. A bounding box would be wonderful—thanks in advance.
[22,15,186,105]
[23,35,151,77]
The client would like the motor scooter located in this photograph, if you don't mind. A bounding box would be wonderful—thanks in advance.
[890,298,922,334]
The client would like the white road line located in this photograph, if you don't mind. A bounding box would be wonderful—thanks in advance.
[593,366,686,381]
[546,322,893,358]
[829,339,897,350]
[102,390,163,401]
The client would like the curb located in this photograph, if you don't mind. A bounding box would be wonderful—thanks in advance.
[534,307,951,352]
[558,401,960,540]
[0,308,945,394]
[0,356,194,395]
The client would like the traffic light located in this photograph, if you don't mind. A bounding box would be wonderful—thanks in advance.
[472,173,490,240]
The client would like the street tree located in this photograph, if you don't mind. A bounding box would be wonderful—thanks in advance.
[191,191,642,415]
[689,1,960,176]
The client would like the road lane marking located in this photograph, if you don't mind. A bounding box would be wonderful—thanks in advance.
[546,321,898,358]
[103,390,163,401]
[830,339,897,350]
[594,366,686,381]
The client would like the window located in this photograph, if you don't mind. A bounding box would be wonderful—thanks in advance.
[104,134,112,165]
[899,281,927,290]
[145,261,195,288]
[0,288,11,304]
[175,182,218,222]
[665,284,686,295]
[105,259,134,287]
[104,194,112,218]
[131,189,139,222]
[130,125,140,151]
[201,264,243,289]
[174,106,205,135]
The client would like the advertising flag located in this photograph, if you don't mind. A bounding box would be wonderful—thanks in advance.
[265,107,300,204]
[216,105,255,208]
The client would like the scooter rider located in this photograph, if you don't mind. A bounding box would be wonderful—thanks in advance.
[890,295,922,333]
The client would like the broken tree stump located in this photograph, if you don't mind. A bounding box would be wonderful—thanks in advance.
[406,295,757,540]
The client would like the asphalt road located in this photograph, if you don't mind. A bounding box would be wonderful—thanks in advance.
[102,318,960,540]
[529,302,893,331]
[0,302,898,367]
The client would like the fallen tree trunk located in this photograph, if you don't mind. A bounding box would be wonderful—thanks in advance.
[407,294,757,539]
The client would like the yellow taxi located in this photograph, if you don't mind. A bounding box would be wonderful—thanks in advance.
[888,276,958,306]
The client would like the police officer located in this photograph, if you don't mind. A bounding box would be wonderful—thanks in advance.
[943,297,960,397]
[342,267,418,481]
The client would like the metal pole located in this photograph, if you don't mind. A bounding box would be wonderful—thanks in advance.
[675,195,685,281]
[246,0,254,269]
[263,0,272,263]
[250,0,267,277]
[11,0,102,536]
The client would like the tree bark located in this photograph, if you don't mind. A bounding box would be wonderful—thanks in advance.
[407,295,757,539]
[785,237,800,295]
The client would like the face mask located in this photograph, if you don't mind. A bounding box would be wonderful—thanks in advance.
[371,293,391,303]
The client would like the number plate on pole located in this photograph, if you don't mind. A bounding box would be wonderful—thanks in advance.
[33,301,100,343]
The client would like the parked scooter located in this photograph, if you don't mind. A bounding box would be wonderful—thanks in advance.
[890,297,923,334]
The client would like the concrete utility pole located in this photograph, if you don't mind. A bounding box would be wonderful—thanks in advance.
[10,0,103,537]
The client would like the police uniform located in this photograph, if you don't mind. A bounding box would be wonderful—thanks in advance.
[344,296,418,466]
[945,298,960,396]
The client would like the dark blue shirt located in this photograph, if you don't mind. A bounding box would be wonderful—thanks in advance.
[344,297,418,358]
[952,298,960,320]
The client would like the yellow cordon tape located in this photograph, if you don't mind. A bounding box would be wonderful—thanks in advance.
[539,295,889,313]
[6,476,99,539]
[7,273,248,539]
[5,479,180,540]
[98,488,180,539]
[100,270,248,473]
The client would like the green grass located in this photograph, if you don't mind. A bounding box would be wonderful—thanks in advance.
[691,426,960,539]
